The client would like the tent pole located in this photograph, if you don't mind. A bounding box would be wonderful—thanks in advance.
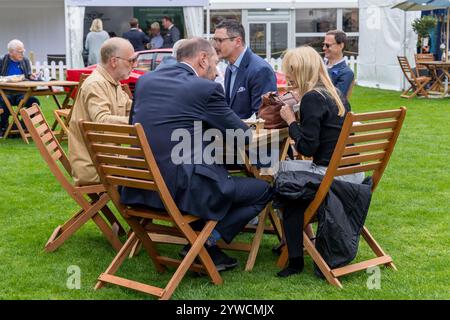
[447,8,449,62]
[206,4,211,40]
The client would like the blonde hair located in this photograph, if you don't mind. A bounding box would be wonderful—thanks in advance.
[281,46,346,117]
[90,18,103,32]
[151,22,160,30]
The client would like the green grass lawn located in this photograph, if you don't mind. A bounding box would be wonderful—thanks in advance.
[0,86,449,300]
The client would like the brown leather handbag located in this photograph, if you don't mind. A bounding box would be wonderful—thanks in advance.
[258,91,299,129]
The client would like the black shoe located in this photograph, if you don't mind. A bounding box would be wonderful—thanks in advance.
[206,245,238,272]
[179,244,238,272]
[277,256,304,278]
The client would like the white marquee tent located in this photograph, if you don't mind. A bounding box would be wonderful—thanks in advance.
[3,0,419,92]
[358,0,420,90]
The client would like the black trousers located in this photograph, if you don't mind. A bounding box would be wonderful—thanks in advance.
[191,176,272,244]
[0,94,40,130]
[282,200,310,258]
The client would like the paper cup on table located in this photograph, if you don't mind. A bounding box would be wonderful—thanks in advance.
[255,118,265,133]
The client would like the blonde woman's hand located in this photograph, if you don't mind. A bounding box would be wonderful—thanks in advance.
[280,104,296,125]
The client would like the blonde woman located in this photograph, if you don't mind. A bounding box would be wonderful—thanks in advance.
[85,18,109,65]
[276,46,364,277]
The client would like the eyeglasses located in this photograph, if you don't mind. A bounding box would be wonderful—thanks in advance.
[323,43,337,49]
[115,56,138,64]
[14,49,25,55]
[212,37,237,44]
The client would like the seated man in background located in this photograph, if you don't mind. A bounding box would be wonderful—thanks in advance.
[122,37,272,271]
[0,39,40,137]
[323,30,354,98]
[69,37,135,185]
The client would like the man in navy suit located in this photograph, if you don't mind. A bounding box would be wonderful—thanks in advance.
[122,38,272,271]
[213,20,277,119]
[161,16,181,49]
[122,18,150,52]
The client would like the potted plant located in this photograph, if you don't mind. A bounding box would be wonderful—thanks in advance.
[412,15,438,53]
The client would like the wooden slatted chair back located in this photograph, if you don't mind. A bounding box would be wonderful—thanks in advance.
[79,121,185,225]
[303,107,407,227]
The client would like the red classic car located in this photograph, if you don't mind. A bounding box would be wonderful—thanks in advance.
[66,48,286,92]
[66,48,173,92]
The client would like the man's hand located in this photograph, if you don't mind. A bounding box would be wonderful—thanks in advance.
[280,104,296,125]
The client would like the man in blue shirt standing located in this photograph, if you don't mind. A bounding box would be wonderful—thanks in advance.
[0,39,40,137]
[213,20,277,119]
[323,30,354,99]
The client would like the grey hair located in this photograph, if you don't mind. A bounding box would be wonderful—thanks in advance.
[100,37,132,65]
[172,39,187,58]
[176,37,215,61]
[7,39,24,52]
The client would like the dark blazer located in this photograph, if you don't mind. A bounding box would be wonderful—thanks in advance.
[121,63,249,221]
[122,29,150,51]
[225,48,277,119]
[162,25,181,48]
[0,54,32,78]
[327,60,354,97]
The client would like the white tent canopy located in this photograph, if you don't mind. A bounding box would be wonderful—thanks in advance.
[65,0,208,68]
[208,0,356,9]
[358,0,420,90]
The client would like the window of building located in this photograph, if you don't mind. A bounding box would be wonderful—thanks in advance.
[343,8,359,33]
[204,9,242,34]
[295,9,337,33]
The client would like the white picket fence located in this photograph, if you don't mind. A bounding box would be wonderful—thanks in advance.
[218,56,359,81]
[31,61,67,81]
[265,56,359,79]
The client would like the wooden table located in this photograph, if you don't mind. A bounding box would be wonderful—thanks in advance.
[239,127,290,180]
[0,80,78,143]
[417,61,450,97]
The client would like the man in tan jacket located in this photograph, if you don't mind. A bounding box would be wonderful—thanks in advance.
[69,37,137,185]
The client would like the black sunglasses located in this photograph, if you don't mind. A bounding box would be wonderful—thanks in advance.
[323,43,337,49]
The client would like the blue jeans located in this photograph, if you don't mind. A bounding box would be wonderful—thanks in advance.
[0,94,40,130]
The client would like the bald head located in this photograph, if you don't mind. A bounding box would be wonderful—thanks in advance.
[176,37,215,62]
[100,37,137,82]
[100,37,134,66]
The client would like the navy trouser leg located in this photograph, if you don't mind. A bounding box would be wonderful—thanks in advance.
[215,176,272,243]
[0,96,10,130]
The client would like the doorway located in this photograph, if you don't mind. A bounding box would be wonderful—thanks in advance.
[247,11,292,59]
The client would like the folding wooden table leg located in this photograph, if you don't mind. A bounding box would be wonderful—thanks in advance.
[245,205,269,271]
[0,88,31,143]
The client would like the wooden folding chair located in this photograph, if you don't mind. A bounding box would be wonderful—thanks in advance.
[414,53,434,76]
[79,121,223,300]
[397,56,431,99]
[277,107,407,288]
[20,104,125,252]
[53,74,89,142]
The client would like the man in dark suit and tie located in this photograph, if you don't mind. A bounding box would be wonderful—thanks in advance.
[122,38,272,271]
[213,20,277,119]
[122,18,150,52]
[161,16,181,49]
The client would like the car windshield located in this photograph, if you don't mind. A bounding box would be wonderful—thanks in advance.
[135,51,172,72]
[135,53,153,72]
